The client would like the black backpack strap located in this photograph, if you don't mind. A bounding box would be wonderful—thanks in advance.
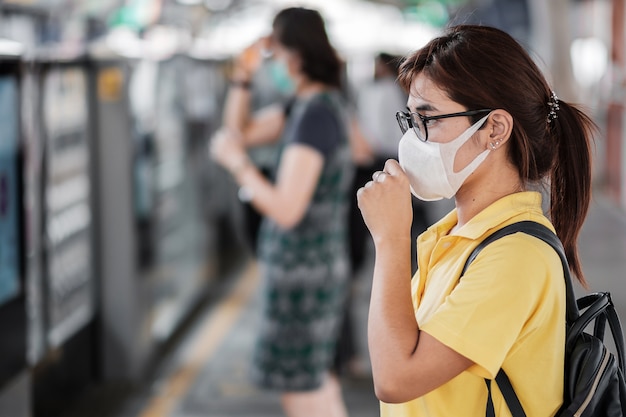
[485,370,527,417]
[499,370,527,416]
[463,221,576,417]
[602,294,626,373]
[462,221,579,322]
[485,379,495,417]
[572,292,626,374]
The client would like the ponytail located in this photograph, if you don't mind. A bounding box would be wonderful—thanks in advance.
[549,100,596,288]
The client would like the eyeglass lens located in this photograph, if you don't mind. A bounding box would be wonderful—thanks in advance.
[396,112,409,133]
[396,112,428,141]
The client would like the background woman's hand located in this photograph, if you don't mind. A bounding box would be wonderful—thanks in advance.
[209,128,250,175]
[233,37,270,81]
[357,159,413,243]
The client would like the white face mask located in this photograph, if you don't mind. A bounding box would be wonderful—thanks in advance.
[398,113,492,201]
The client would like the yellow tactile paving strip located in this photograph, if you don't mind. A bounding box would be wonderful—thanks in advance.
[139,261,259,417]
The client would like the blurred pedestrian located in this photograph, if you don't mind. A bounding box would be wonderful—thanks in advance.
[349,52,428,275]
[357,25,595,416]
[352,52,406,167]
[334,52,429,379]
[211,7,353,417]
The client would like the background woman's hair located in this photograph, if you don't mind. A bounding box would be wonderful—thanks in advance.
[398,24,596,287]
[272,7,342,88]
[376,52,403,77]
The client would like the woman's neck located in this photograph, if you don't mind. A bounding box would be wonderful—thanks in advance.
[295,79,329,97]
[452,167,524,233]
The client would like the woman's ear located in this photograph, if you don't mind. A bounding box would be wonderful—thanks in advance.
[485,109,513,151]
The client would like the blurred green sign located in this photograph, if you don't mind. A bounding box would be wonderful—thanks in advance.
[109,0,163,30]
[401,0,469,27]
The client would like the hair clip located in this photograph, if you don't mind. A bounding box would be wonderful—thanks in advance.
[547,91,560,124]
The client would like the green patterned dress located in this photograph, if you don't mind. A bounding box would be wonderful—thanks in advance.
[252,91,354,391]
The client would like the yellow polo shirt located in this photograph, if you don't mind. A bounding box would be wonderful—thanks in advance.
[381,192,565,417]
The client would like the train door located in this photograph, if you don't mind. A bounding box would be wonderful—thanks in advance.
[32,59,98,416]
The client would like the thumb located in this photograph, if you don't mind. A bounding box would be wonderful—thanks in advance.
[383,159,405,176]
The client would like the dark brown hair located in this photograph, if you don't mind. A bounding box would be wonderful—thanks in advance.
[272,7,342,88]
[398,25,595,287]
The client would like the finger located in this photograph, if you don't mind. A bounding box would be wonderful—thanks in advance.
[356,185,369,205]
[383,159,404,175]
[209,141,222,158]
[211,129,229,143]
[212,134,227,148]
[372,171,387,183]
[357,180,377,205]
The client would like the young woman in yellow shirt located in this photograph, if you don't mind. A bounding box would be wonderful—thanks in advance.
[357,25,595,417]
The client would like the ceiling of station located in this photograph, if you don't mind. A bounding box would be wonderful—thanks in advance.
[183,0,453,58]
[0,0,472,60]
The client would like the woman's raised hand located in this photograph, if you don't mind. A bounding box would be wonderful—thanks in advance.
[357,159,414,244]
[233,37,271,81]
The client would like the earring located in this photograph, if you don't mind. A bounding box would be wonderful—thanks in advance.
[489,142,497,150]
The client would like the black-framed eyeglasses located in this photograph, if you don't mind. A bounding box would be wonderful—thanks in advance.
[395,109,492,142]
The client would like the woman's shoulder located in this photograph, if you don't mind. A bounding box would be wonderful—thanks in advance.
[299,89,345,112]
[472,226,564,294]
[290,90,347,129]
[284,90,349,156]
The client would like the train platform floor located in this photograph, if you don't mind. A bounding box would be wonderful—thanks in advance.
[71,192,626,417]
[102,257,379,417]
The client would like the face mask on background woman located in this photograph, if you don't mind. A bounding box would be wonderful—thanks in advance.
[268,58,295,95]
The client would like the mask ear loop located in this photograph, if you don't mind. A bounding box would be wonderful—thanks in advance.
[444,112,492,179]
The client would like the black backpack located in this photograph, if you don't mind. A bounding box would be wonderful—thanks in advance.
[459,221,626,417]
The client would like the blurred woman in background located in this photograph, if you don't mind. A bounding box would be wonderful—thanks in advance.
[211,7,353,417]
